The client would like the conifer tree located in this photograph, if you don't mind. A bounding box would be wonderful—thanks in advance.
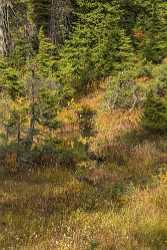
[36,28,58,77]
[142,65,167,133]
[58,0,133,91]
[142,0,167,62]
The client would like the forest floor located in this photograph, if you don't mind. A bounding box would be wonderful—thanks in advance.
[0,79,167,250]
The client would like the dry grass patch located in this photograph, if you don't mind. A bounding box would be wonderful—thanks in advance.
[51,175,167,250]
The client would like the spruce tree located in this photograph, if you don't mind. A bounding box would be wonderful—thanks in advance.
[58,0,133,91]
[36,28,58,77]
[141,0,167,62]
[142,65,167,133]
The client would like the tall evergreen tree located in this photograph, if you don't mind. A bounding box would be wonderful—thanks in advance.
[119,0,167,62]
[141,0,167,62]
[58,0,133,91]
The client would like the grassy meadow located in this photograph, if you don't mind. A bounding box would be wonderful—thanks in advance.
[0,74,167,250]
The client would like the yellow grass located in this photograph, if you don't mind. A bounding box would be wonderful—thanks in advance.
[1,167,166,250]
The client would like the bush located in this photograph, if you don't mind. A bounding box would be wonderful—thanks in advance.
[142,65,167,133]
[142,92,167,133]
[105,69,145,110]
[137,63,153,78]
[77,106,96,138]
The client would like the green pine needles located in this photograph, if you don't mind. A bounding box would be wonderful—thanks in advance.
[142,65,167,133]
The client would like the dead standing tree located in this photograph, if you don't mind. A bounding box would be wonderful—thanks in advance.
[0,0,14,56]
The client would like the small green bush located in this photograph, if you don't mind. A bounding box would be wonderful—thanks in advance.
[142,92,167,133]
[137,63,153,78]
[142,64,167,133]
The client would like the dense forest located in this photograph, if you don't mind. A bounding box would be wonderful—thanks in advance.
[0,1,167,249]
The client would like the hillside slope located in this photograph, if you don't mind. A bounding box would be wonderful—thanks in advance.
[1,68,167,250]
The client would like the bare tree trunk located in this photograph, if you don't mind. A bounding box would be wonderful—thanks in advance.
[0,0,11,56]
[26,69,36,150]
[16,117,21,164]
[49,0,72,45]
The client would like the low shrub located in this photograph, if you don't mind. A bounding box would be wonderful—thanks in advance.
[142,65,167,133]
[98,142,131,166]
[77,106,96,138]
[127,141,159,183]
[142,92,167,133]
[136,62,153,78]
[105,69,146,110]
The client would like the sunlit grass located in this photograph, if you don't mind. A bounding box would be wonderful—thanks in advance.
[0,165,166,250]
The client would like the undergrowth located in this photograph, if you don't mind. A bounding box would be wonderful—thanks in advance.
[0,63,167,250]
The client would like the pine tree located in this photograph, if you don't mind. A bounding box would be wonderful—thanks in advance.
[141,0,167,62]
[36,28,58,77]
[142,65,167,133]
[58,0,133,91]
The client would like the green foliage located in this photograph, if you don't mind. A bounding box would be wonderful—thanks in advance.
[0,95,28,145]
[10,38,34,68]
[29,0,50,33]
[0,50,72,149]
[4,70,23,101]
[142,65,167,133]
[36,28,58,77]
[0,61,23,100]
[141,1,167,62]
[1,0,167,158]
[58,1,133,91]
[142,92,167,133]
[119,0,167,62]
[38,88,60,130]
[136,62,153,78]
[2,0,167,94]
[6,101,28,143]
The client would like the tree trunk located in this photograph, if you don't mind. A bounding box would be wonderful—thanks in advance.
[0,0,11,56]
[27,101,36,149]
[49,0,72,45]
[26,68,37,151]
[16,117,21,164]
